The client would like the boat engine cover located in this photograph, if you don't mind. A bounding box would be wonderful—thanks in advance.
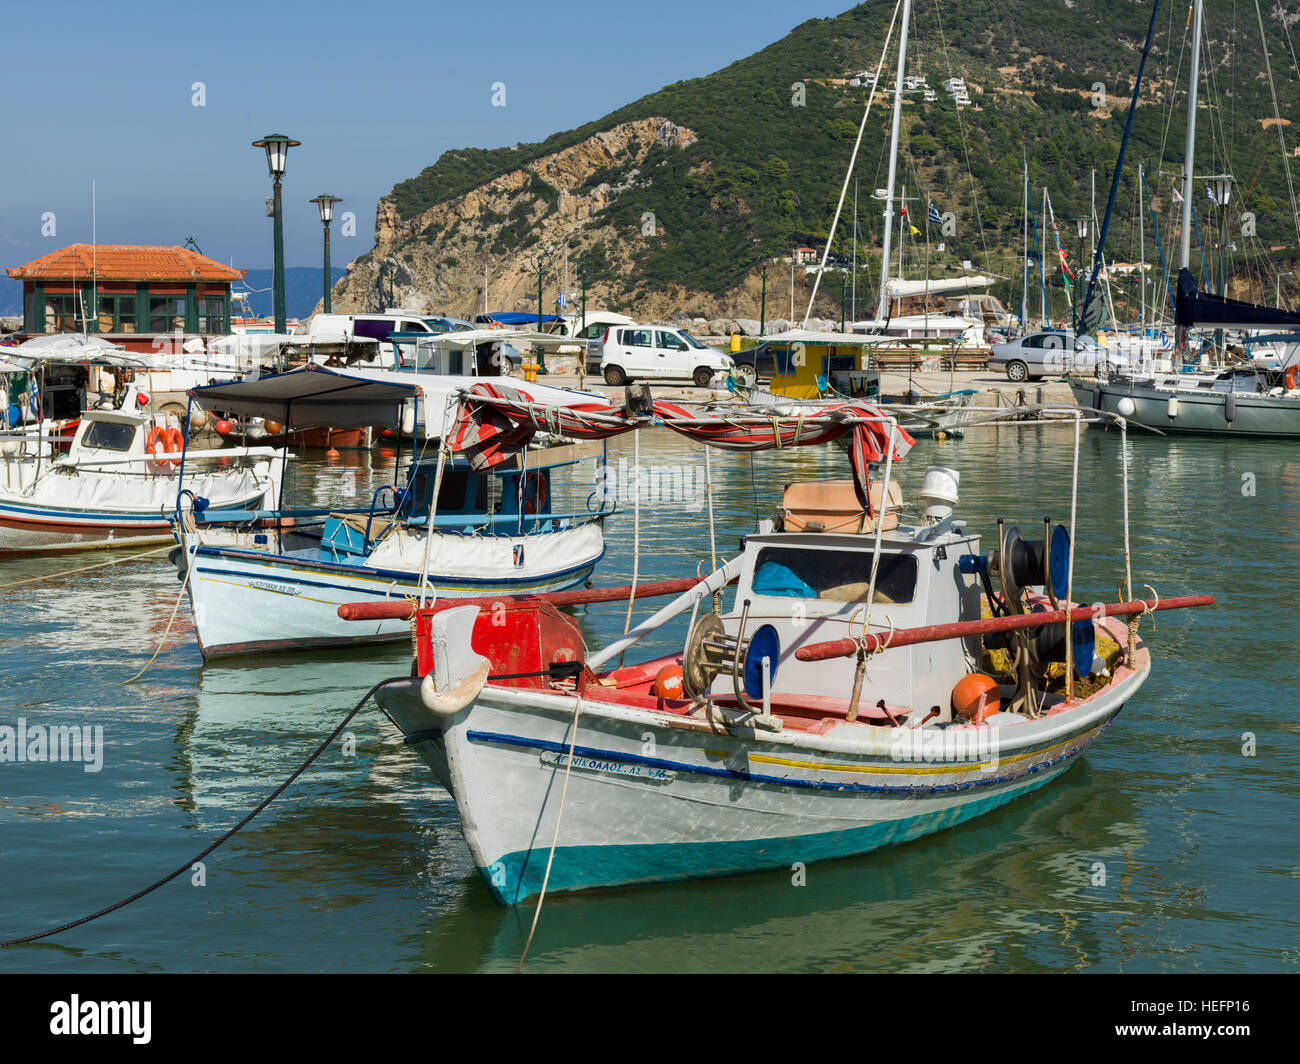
[416,599,586,688]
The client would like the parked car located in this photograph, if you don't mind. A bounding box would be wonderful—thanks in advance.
[729,340,800,386]
[988,331,1132,381]
[600,325,734,387]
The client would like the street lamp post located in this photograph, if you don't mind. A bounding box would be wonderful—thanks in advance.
[757,255,772,337]
[252,134,300,333]
[1070,215,1090,334]
[310,195,342,313]
[1207,174,1235,297]
[534,246,553,374]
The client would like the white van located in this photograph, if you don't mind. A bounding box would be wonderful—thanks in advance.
[307,311,466,367]
[600,325,733,387]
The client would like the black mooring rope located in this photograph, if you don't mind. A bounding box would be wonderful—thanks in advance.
[0,676,409,948]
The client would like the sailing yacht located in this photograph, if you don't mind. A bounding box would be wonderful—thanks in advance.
[1075,0,1300,436]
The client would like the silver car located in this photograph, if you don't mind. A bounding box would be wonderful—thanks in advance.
[988,331,1132,381]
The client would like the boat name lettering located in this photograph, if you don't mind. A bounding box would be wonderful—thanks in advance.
[541,751,675,782]
[248,579,300,597]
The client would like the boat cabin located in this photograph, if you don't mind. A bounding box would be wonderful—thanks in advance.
[706,479,983,722]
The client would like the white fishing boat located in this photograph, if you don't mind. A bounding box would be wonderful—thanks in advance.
[172,366,612,659]
[361,392,1213,904]
[0,344,282,554]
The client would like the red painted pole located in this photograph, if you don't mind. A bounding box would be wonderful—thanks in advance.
[337,576,733,622]
[792,594,1216,662]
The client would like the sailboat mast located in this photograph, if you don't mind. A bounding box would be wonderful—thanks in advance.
[1180,0,1203,271]
[852,179,858,320]
[877,0,912,318]
[1021,161,1029,328]
[1138,162,1146,329]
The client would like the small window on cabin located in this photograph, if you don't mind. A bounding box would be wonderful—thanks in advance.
[751,547,917,605]
[81,420,136,451]
[434,471,487,512]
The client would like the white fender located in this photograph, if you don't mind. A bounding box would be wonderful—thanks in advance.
[420,657,490,716]
[420,603,491,716]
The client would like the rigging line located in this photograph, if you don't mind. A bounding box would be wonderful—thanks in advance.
[0,544,171,590]
[0,676,405,949]
[801,0,901,326]
[929,0,991,271]
[1155,1,1192,177]
[1254,0,1300,248]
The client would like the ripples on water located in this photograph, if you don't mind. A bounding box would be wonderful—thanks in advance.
[0,427,1295,972]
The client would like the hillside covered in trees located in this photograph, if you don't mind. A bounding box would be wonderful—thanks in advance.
[331,0,1300,323]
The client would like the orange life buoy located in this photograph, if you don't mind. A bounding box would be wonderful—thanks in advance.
[144,425,165,473]
[1286,365,1299,391]
[163,426,184,466]
[522,472,549,514]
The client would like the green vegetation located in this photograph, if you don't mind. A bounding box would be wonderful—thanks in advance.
[381,1,1300,302]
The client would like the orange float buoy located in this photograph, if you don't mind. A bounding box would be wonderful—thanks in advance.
[653,664,685,700]
[214,419,232,437]
[264,419,284,436]
[952,672,1001,722]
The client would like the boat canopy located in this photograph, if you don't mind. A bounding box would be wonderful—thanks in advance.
[4,334,144,367]
[476,312,565,326]
[1175,267,1300,331]
[189,364,422,429]
[190,363,607,434]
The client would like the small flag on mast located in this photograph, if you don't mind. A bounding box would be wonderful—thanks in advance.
[927,201,942,224]
[1206,183,1219,207]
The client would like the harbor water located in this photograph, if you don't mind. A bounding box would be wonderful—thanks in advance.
[0,426,1296,973]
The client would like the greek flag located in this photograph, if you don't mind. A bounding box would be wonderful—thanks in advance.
[1206,184,1219,207]
[927,201,942,225]
[556,292,569,309]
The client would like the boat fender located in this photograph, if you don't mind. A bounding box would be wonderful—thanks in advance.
[952,672,1000,722]
[420,656,491,716]
[1286,366,1300,391]
[1224,392,1236,424]
[1091,385,1102,410]
[1166,394,1179,420]
[1117,396,1136,417]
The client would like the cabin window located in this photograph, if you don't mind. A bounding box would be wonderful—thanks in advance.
[80,420,136,451]
[199,297,228,333]
[43,295,82,333]
[751,547,917,605]
[623,328,653,347]
[149,297,186,333]
[96,295,137,334]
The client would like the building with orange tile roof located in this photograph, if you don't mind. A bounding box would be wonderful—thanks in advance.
[6,244,245,343]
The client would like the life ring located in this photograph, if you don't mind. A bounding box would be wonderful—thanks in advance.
[488,321,505,331]
[163,426,184,465]
[145,425,184,469]
[1286,365,1299,391]
[523,472,549,514]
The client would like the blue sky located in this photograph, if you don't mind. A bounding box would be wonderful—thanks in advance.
[1,0,856,273]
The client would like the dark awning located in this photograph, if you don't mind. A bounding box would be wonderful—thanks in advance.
[1175,267,1300,331]
[189,364,421,429]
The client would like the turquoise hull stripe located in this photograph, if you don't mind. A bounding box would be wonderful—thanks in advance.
[478,764,1072,905]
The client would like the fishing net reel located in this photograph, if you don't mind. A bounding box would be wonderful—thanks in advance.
[961,518,1094,714]
[683,600,782,730]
